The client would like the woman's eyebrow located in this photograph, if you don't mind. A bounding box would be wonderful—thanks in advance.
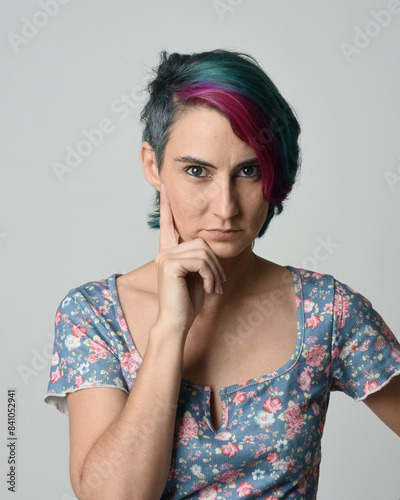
[173,155,260,169]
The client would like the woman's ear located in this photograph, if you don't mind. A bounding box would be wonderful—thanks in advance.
[141,141,161,191]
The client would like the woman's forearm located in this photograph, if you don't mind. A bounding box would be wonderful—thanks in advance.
[73,323,186,500]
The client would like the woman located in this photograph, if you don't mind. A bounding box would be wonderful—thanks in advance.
[45,49,400,499]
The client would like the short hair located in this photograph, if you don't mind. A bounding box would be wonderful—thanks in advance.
[140,49,301,237]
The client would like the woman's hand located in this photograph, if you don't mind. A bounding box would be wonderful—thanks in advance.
[154,183,226,335]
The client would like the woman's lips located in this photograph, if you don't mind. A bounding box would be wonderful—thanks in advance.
[205,229,242,239]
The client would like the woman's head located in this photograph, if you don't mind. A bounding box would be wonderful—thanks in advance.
[140,49,301,237]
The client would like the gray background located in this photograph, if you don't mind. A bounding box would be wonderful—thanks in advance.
[1,1,400,498]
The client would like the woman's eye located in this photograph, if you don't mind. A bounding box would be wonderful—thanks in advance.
[238,165,260,177]
[186,166,206,177]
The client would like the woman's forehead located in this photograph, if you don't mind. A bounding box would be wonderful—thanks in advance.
[166,107,254,156]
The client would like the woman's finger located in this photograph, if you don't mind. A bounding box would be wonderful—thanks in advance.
[158,239,226,284]
[157,248,223,292]
[159,255,222,295]
[159,183,180,251]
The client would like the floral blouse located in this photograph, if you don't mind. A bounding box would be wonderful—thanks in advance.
[44,266,400,499]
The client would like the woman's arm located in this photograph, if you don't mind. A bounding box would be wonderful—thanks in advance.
[68,322,186,500]
[67,183,226,499]
[362,373,400,436]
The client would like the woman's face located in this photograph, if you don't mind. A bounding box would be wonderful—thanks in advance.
[147,106,270,259]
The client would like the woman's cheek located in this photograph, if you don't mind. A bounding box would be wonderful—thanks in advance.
[185,189,209,213]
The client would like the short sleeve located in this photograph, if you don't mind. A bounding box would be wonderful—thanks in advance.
[330,278,400,400]
[44,287,129,415]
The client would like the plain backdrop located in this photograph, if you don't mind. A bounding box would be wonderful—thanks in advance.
[1,1,400,499]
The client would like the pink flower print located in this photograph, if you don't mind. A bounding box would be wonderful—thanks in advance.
[262,397,282,414]
[71,324,87,338]
[324,361,331,377]
[265,497,279,500]
[217,469,241,483]
[285,404,304,430]
[286,458,295,470]
[295,295,302,309]
[363,380,380,395]
[198,485,218,499]
[168,469,179,479]
[233,390,246,405]
[243,435,254,443]
[323,303,333,313]
[237,380,251,387]
[222,442,240,457]
[333,293,350,317]
[349,341,358,352]
[286,429,296,440]
[51,352,59,367]
[101,288,112,301]
[306,314,321,329]
[266,452,280,464]
[55,310,62,325]
[74,375,84,387]
[391,347,400,363]
[89,339,110,359]
[90,304,99,316]
[303,299,314,313]
[306,344,325,367]
[237,481,253,497]
[332,347,341,360]
[176,416,198,444]
[50,369,62,383]
[87,354,99,363]
[99,305,110,314]
[311,272,323,278]
[120,352,140,373]
[297,370,312,391]
[374,339,386,351]
[360,340,370,352]
[116,316,128,332]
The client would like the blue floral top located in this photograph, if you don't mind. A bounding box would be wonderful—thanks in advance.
[44,266,400,499]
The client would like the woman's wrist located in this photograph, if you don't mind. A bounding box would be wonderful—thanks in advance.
[148,320,188,356]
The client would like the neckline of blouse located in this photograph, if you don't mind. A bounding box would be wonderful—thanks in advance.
[109,265,305,396]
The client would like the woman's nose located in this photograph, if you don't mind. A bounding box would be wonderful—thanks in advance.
[210,179,239,220]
